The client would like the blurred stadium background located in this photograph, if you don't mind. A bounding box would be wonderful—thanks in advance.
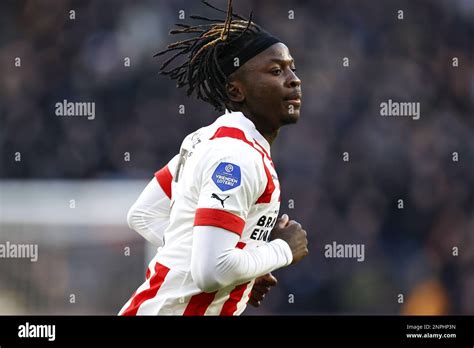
[0,0,473,315]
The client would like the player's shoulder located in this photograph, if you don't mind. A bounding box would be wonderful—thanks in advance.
[207,130,263,164]
[181,123,266,190]
[181,123,260,160]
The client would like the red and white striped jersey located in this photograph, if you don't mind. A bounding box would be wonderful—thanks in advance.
[119,111,283,315]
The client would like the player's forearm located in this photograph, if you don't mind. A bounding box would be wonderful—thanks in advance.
[215,239,292,287]
[127,207,168,247]
[191,226,292,292]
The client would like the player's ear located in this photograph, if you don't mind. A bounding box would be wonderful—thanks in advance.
[225,78,245,104]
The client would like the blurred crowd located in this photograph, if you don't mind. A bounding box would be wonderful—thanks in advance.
[1,0,473,314]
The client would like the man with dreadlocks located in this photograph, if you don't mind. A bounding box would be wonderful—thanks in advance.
[119,0,308,316]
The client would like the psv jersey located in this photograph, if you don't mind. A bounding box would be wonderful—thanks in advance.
[120,111,282,315]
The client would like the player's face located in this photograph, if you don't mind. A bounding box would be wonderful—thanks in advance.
[237,43,302,129]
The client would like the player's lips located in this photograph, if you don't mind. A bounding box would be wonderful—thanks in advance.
[284,91,302,106]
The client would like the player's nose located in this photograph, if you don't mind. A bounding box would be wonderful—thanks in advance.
[287,71,301,89]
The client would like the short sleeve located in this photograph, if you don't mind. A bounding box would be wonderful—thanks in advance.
[193,143,263,237]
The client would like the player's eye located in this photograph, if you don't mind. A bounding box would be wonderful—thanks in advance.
[291,67,297,72]
[271,68,282,76]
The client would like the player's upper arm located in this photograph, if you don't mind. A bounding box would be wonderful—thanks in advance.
[193,140,264,237]
[127,154,180,246]
[153,154,180,200]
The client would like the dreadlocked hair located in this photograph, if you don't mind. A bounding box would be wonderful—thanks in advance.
[154,0,263,112]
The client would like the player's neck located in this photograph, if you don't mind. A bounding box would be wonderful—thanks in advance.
[263,129,279,146]
[251,120,279,147]
[240,110,279,147]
